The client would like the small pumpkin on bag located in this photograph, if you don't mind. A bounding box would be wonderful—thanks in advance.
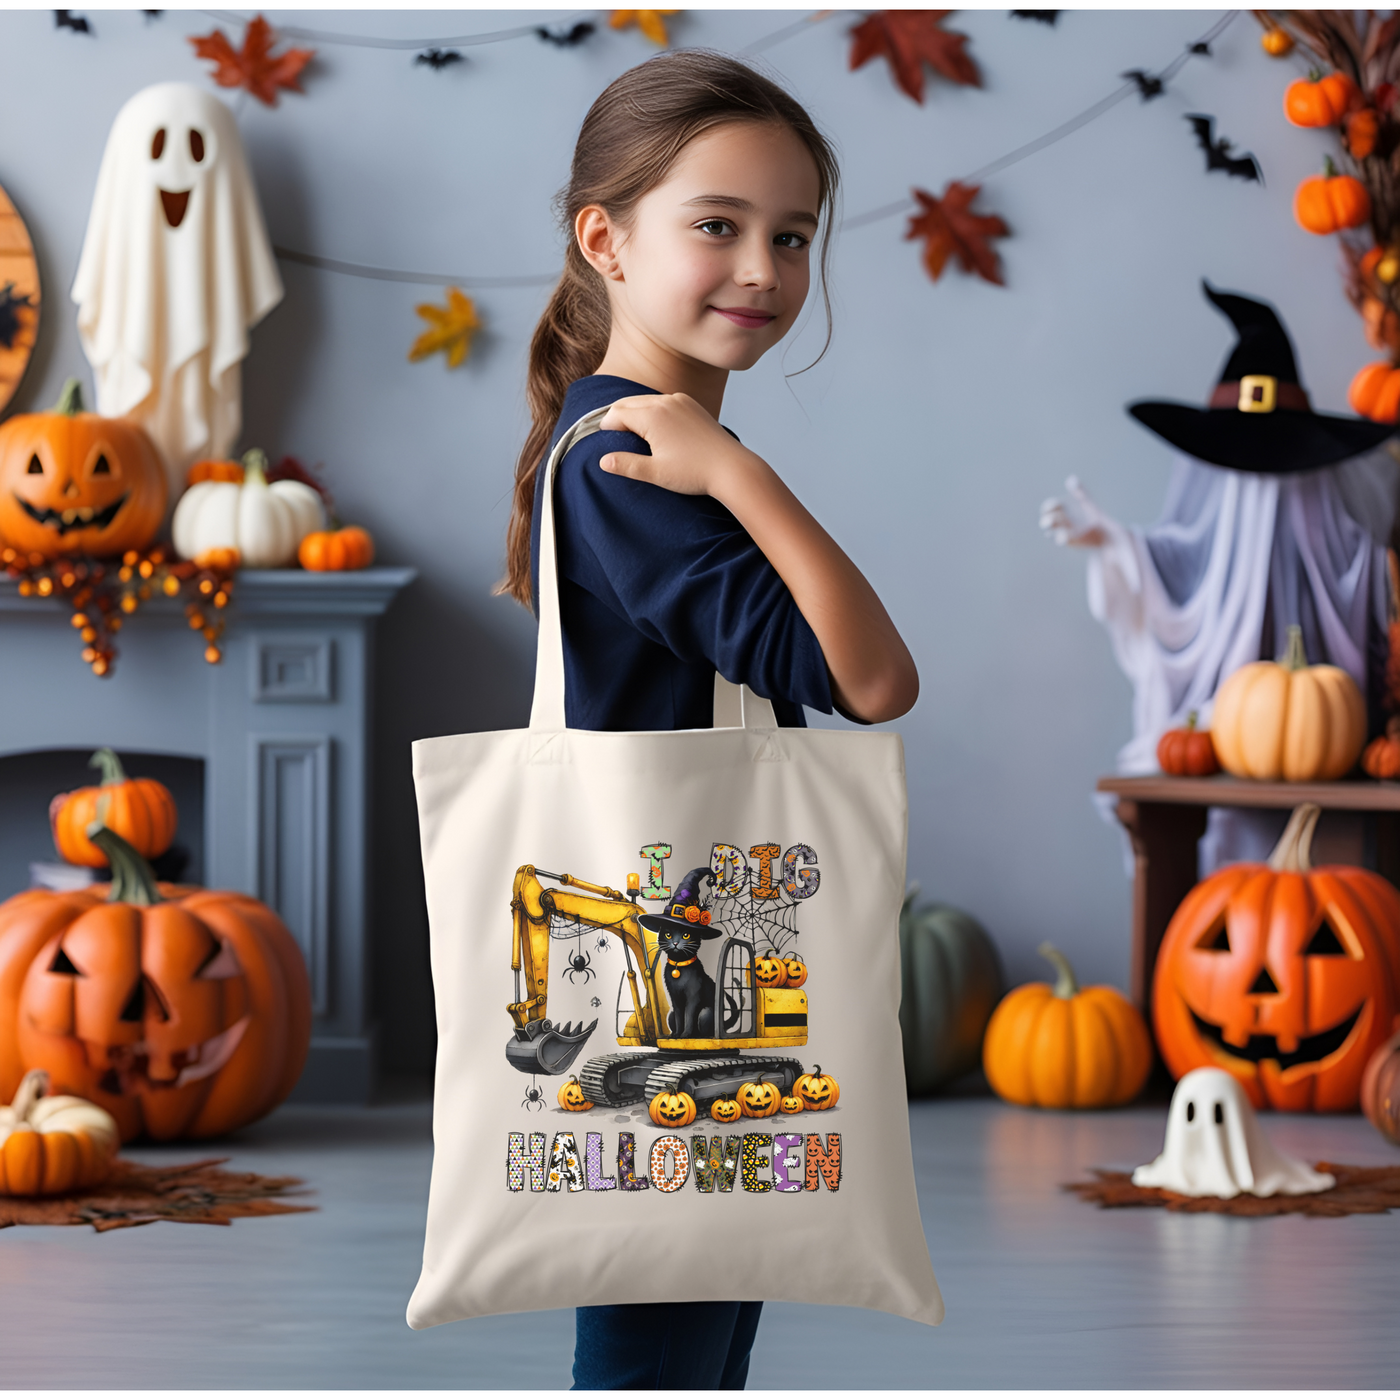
[648,1090,696,1127]
[737,1081,780,1118]
[794,1065,840,1111]
[557,1077,593,1111]
[0,1069,119,1196]
[709,1096,742,1123]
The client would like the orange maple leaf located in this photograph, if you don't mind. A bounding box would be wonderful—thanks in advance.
[905,183,1009,285]
[610,10,679,46]
[849,10,979,104]
[190,16,314,107]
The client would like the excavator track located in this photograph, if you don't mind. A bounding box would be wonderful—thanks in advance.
[643,1055,805,1106]
[578,1051,657,1106]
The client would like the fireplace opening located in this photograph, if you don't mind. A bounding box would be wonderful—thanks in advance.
[0,749,205,899]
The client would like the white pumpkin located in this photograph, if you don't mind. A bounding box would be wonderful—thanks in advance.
[173,449,326,568]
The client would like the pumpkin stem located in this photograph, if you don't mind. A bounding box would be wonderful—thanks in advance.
[241,448,269,486]
[1323,154,1339,179]
[1185,710,1198,732]
[86,821,163,905]
[53,378,85,416]
[1280,624,1308,671]
[1038,942,1079,999]
[1268,803,1321,872]
[88,747,129,787]
[10,1068,48,1123]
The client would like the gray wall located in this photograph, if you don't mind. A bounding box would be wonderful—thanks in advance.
[0,10,1371,1072]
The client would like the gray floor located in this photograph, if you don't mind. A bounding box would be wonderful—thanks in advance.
[1,1090,1397,1389]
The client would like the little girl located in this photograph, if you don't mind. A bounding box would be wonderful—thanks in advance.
[502,49,918,1390]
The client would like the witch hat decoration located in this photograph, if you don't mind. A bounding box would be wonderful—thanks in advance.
[638,867,722,939]
[1128,281,1395,472]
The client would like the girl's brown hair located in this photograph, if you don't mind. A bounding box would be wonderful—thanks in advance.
[500,49,840,607]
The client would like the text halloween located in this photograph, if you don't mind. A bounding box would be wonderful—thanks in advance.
[507,1130,842,1193]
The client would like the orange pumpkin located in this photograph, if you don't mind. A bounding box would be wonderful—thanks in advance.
[779,1093,804,1114]
[781,957,808,988]
[49,748,177,869]
[1261,25,1294,57]
[1363,717,1400,779]
[1360,1024,1400,1145]
[751,956,787,988]
[1349,360,1400,423]
[0,1068,119,1195]
[1156,712,1220,777]
[298,526,375,572]
[187,459,244,486]
[1345,107,1382,159]
[1360,298,1400,353]
[557,1076,593,1111]
[709,1096,742,1123]
[1295,162,1372,235]
[794,1065,840,1111]
[1284,71,1359,128]
[737,1080,780,1118]
[648,1089,697,1127]
[0,823,312,1142]
[1153,803,1400,1111]
[0,379,166,559]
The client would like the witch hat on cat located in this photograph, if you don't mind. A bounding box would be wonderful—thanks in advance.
[1128,281,1395,472]
[638,867,722,938]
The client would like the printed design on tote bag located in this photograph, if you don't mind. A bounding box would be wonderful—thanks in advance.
[503,841,844,1196]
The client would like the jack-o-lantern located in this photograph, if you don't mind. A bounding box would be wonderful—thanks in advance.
[557,1076,593,1112]
[0,822,312,1142]
[1153,803,1400,1111]
[751,955,787,988]
[781,957,808,988]
[737,1080,780,1118]
[709,1096,742,1123]
[648,1089,697,1127]
[0,1068,120,1195]
[779,1093,804,1114]
[50,748,178,869]
[0,379,166,559]
[794,1065,840,1111]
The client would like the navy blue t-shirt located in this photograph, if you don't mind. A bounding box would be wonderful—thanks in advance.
[529,375,833,732]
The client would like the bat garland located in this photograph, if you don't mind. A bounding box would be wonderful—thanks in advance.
[415,48,464,70]
[53,10,90,34]
[1186,115,1263,184]
[537,22,596,47]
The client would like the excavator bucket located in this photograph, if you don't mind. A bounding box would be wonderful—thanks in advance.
[506,1018,598,1077]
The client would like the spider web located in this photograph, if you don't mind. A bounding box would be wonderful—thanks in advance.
[708,864,805,959]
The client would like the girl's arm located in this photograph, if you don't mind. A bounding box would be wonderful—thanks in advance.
[598,393,919,723]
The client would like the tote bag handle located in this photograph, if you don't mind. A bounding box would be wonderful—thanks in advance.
[530,404,778,734]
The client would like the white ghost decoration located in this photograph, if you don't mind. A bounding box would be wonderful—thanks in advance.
[72,82,283,496]
[1133,1068,1335,1199]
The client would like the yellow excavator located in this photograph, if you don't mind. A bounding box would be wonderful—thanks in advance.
[507,865,809,1108]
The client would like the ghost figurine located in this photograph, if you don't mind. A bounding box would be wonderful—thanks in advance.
[71,82,283,496]
[1132,1068,1336,1198]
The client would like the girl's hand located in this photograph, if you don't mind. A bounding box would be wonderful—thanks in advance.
[597,393,756,497]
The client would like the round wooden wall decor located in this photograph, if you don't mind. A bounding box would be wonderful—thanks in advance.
[0,183,40,418]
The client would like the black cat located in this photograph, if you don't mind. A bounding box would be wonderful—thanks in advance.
[656,920,716,1038]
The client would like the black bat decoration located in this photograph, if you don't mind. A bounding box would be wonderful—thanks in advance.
[0,283,33,352]
[1186,115,1264,184]
[536,22,595,47]
[54,10,91,33]
[415,48,464,70]
[1122,69,1165,101]
[1010,11,1059,24]
[1190,40,1211,55]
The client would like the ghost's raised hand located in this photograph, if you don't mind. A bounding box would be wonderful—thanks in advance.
[1040,475,1109,549]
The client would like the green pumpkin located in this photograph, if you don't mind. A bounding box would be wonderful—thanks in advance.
[898,889,1004,1096]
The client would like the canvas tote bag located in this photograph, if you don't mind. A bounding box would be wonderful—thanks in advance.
[407,404,943,1328]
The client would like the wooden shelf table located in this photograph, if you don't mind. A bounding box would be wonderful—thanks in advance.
[1097,773,1400,1013]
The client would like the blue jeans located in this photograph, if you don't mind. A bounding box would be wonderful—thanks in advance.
[572,1301,763,1389]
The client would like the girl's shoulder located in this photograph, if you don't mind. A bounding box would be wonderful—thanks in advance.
[551,374,659,448]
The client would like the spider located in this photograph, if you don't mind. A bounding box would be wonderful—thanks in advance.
[564,948,595,984]
[595,934,611,954]
[590,996,602,1008]
[522,1082,545,1111]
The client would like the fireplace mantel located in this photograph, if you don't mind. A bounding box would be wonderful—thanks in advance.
[0,566,416,1102]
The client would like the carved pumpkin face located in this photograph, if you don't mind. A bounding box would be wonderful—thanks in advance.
[779,1094,805,1114]
[1153,804,1400,1111]
[738,1080,780,1118]
[648,1089,697,1127]
[752,956,787,988]
[782,957,808,988]
[795,1065,840,1111]
[0,381,165,559]
[557,1076,593,1111]
[0,843,310,1142]
[709,1096,742,1123]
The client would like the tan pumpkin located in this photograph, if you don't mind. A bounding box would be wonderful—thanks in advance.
[1211,625,1366,781]
[709,1096,742,1123]
[794,1065,840,1111]
[0,1068,119,1195]
[751,955,787,988]
[737,1080,780,1118]
[557,1076,593,1112]
[648,1089,697,1128]
[49,748,178,869]
[779,1094,805,1114]
[781,957,808,988]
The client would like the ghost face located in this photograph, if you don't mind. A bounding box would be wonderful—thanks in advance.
[139,92,222,231]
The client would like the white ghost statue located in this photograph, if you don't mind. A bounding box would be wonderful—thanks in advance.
[72,82,284,497]
[1133,1068,1335,1198]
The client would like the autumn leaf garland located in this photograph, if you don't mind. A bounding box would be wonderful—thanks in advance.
[906,183,1010,286]
[190,16,313,107]
[849,10,981,104]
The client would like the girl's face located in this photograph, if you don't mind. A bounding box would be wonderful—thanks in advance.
[587,122,822,375]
